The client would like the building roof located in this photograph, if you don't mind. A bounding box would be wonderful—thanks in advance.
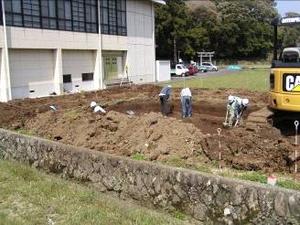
[151,0,166,5]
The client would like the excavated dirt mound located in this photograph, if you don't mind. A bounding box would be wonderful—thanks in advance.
[0,84,297,174]
[25,110,206,162]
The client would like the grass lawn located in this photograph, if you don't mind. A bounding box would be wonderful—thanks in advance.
[169,69,270,91]
[164,157,300,192]
[0,160,193,225]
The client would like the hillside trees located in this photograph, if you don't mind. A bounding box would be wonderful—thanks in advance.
[155,0,209,61]
[279,12,300,48]
[155,0,278,61]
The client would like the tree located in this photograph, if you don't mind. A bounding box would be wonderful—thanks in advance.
[279,12,300,48]
[155,0,190,62]
[207,0,277,58]
[155,0,278,61]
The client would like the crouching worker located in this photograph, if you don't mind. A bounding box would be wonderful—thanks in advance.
[180,87,192,118]
[224,96,249,127]
[90,101,106,114]
[159,85,172,116]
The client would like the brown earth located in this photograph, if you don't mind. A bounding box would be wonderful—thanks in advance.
[0,84,297,174]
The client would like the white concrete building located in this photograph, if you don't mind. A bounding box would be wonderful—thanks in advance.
[0,0,165,101]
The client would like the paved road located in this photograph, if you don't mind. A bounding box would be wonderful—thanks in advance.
[171,69,240,81]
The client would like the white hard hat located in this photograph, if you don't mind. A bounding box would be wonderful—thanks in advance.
[167,84,172,88]
[90,101,97,108]
[242,98,249,106]
[228,95,234,103]
[94,105,106,114]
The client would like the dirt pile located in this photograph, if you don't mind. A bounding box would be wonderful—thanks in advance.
[25,109,206,162]
[200,124,295,172]
[0,84,297,174]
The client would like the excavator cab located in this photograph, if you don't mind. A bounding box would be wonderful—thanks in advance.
[282,47,300,63]
[269,16,300,112]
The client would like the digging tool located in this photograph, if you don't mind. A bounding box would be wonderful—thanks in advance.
[217,128,222,169]
[223,106,229,127]
[234,108,246,127]
[234,114,241,127]
[294,120,299,175]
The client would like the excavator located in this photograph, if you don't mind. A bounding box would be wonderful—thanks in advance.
[269,16,300,115]
[246,16,300,129]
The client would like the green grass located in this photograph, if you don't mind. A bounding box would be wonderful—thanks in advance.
[131,153,146,161]
[169,69,270,91]
[0,160,194,225]
[217,168,300,191]
[165,157,300,191]
[15,128,36,136]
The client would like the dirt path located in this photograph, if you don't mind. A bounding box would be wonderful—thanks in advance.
[0,84,296,174]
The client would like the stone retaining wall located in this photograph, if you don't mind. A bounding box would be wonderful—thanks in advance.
[0,128,299,224]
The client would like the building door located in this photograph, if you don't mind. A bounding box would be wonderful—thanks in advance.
[9,49,54,99]
[103,56,118,81]
[62,50,95,92]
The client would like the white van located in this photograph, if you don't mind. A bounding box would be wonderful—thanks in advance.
[170,64,189,76]
[201,62,218,71]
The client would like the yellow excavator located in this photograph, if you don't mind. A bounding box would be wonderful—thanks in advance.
[269,16,300,115]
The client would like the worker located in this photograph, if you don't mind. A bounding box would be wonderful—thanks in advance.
[180,87,192,118]
[226,96,249,127]
[159,84,172,116]
[90,101,106,114]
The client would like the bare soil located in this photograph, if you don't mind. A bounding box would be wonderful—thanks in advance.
[0,84,297,174]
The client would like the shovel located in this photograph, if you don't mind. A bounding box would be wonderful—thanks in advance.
[234,108,245,127]
[223,107,229,127]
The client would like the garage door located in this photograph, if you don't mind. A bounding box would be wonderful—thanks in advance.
[9,49,55,99]
[62,50,96,92]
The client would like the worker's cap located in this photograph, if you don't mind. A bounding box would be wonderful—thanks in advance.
[228,95,234,103]
[90,101,97,108]
[167,84,172,88]
[242,98,249,106]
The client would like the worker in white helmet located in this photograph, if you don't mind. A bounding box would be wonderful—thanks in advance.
[90,101,106,114]
[226,96,249,127]
[235,98,249,126]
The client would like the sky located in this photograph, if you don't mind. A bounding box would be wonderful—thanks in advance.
[276,0,300,16]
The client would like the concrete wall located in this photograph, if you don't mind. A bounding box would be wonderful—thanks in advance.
[0,128,299,225]
[156,60,171,82]
[6,27,99,50]
[126,0,155,83]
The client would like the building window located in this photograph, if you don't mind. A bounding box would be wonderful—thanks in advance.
[4,0,98,33]
[71,0,85,32]
[100,0,127,36]
[82,73,94,81]
[0,1,3,25]
[41,0,57,29]
[57,0,72,31]
[85,0,98,33]
[23,0,40,28]
[5,0,23,26]
[63,74,72,83]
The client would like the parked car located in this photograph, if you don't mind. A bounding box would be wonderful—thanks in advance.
[170,64,189,76]
[197,64,208,73]
[201,62,218,71]
[188,64,198,75]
